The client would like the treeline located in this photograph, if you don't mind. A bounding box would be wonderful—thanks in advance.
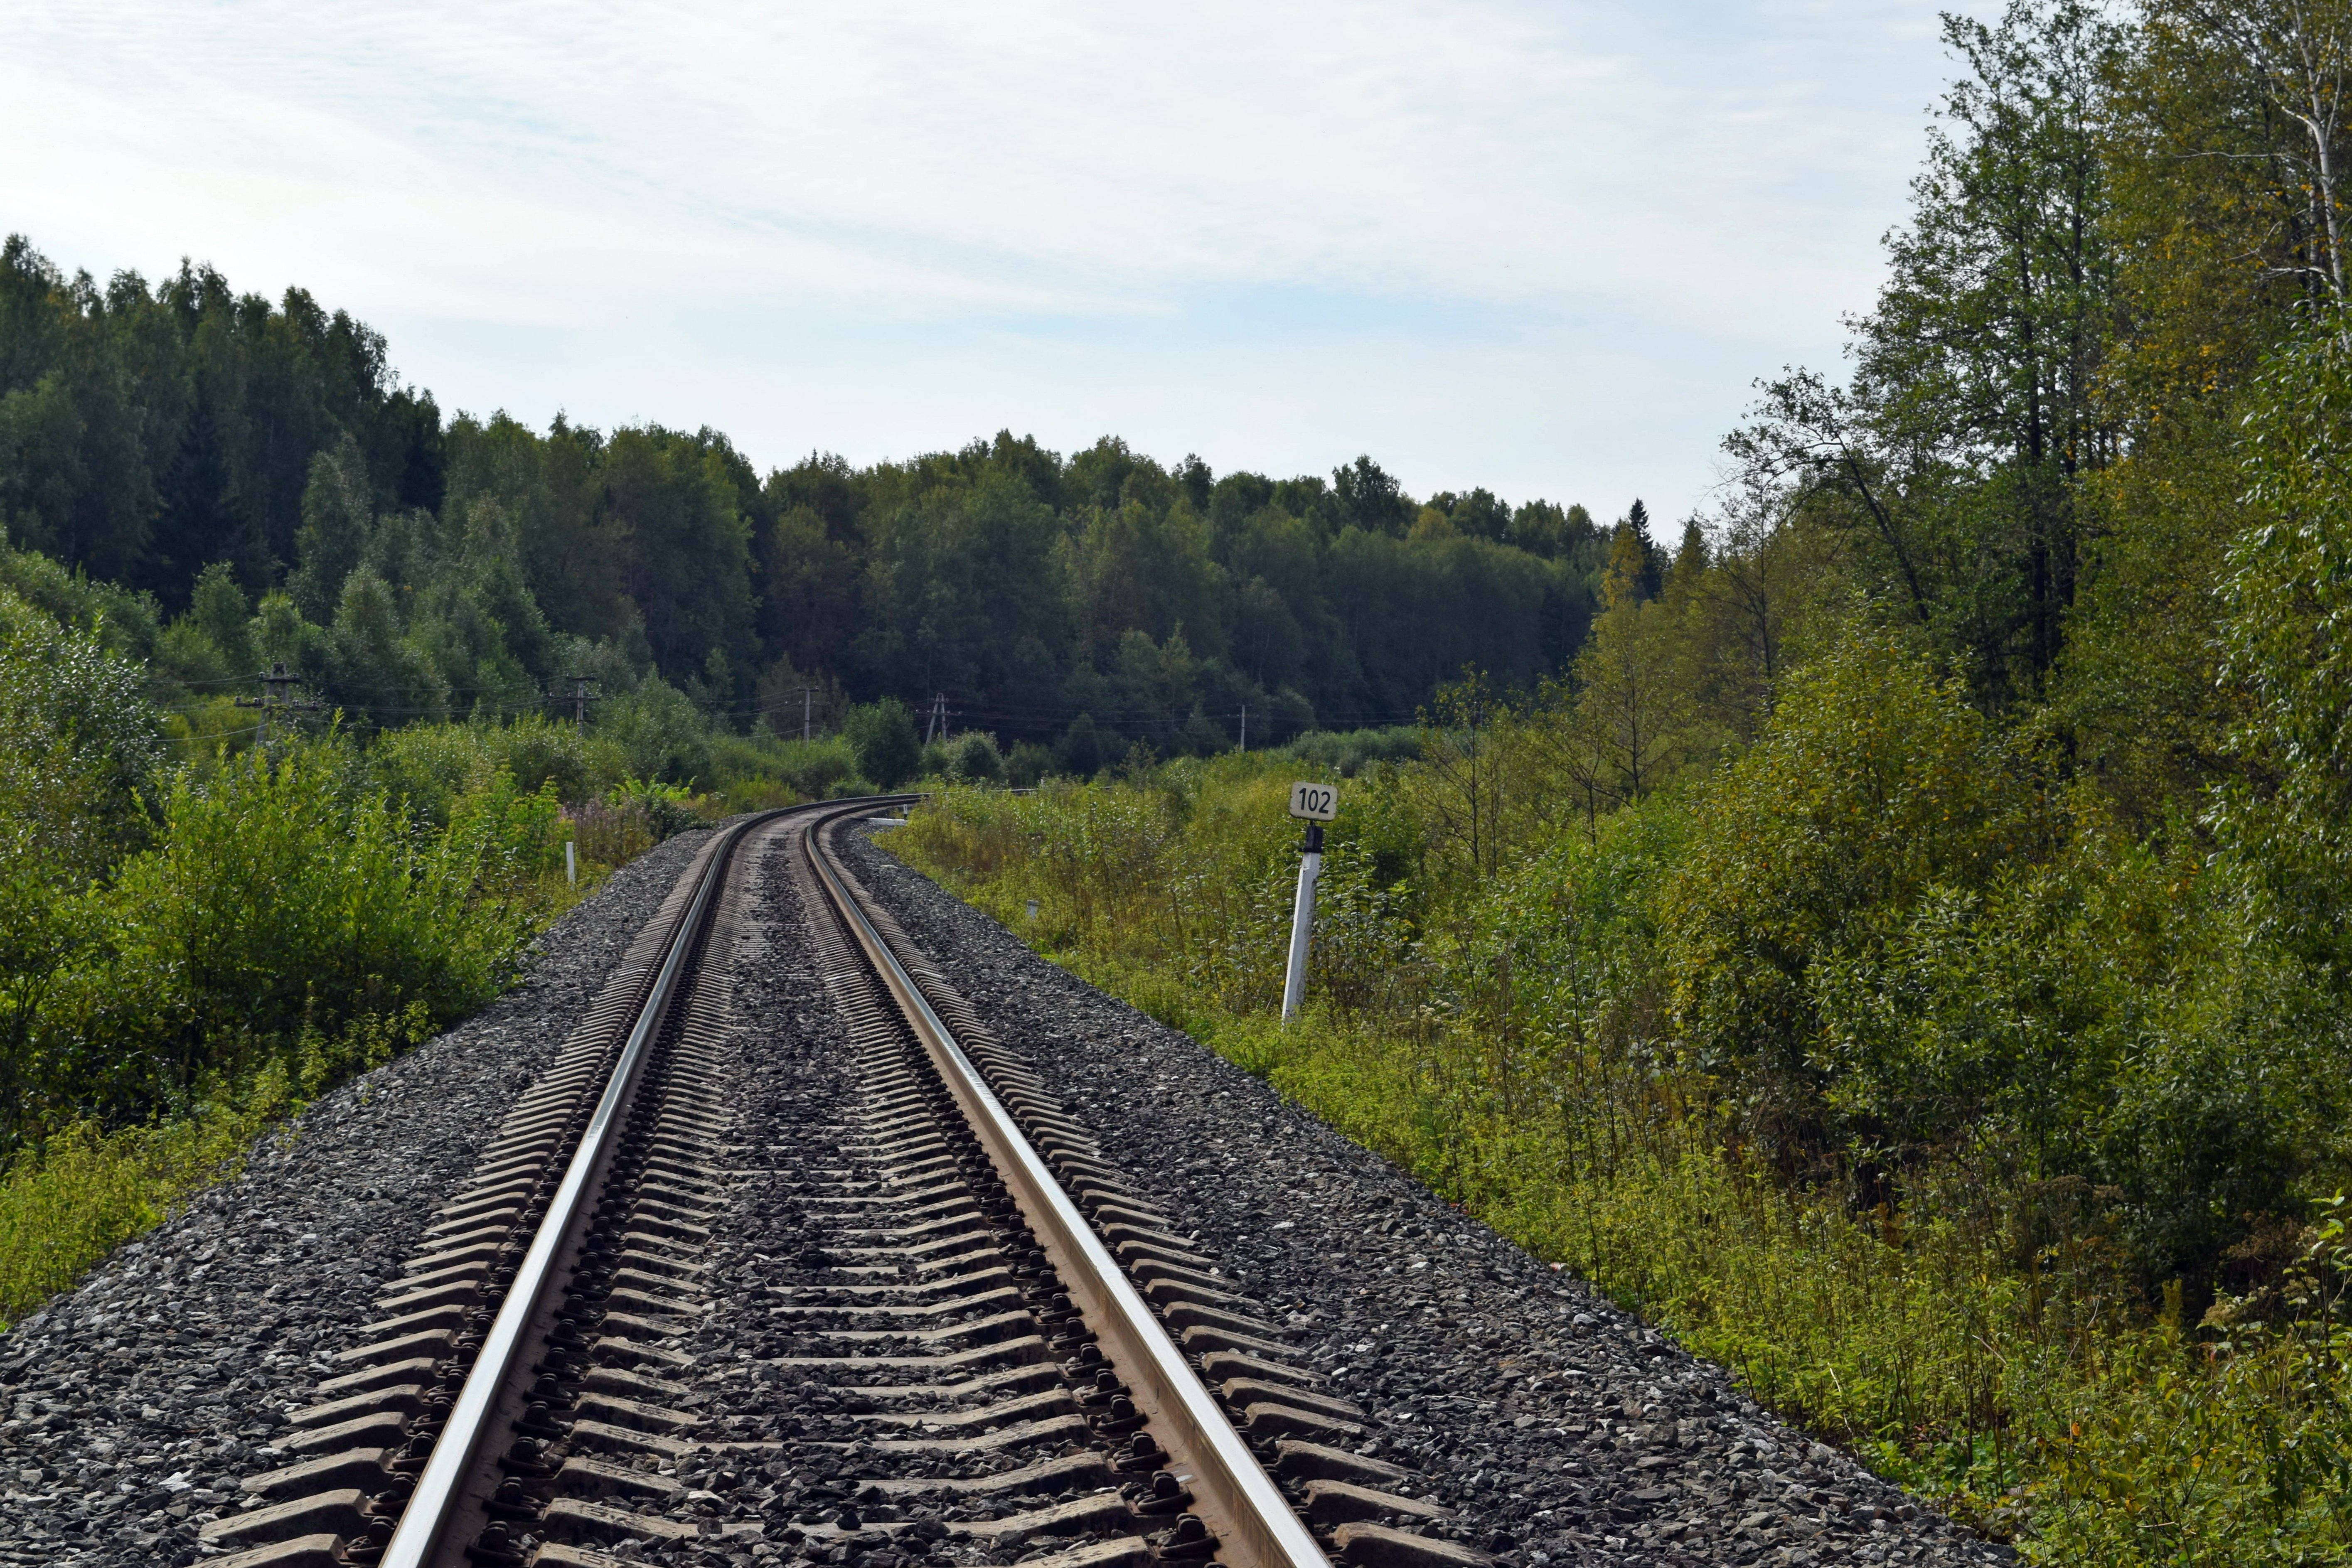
[0,233,1614,762]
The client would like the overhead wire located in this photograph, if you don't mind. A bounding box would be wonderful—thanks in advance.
[147,680,1431,732]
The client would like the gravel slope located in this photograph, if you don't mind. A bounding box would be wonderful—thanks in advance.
[841,828,2017,1568]
[0,829,717,1568]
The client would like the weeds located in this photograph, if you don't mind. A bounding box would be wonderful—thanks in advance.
[0,1112,260,1324]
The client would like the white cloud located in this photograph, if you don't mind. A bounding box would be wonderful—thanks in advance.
[0,0,1978,518]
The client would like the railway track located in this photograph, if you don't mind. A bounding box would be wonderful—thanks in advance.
[195,799,1481,1568]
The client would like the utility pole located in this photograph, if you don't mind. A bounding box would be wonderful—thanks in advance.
[563,675,596,734]
[235,662,320,746]
[1239,702,1248,753]
[802,687,814,743]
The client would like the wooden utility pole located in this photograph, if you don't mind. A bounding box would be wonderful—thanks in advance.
[235,662,321,745]
[563,675,597,733]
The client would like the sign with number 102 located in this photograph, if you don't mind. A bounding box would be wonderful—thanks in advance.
[1288,782,1338,821]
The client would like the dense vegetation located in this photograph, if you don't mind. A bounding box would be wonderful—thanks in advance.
[887,3,2352,1561]
[0,547,579,1320]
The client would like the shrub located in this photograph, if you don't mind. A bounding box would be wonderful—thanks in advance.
[568,797,660,871]
[599,677,711,784]
[367,722,499,828]
[0,738,553,1152]
[1282,726,1422,777]
[1006,741,1053,787]
[845,698,920,789]
[951,733,1004,784]
[1658,635,2047,1156]
[607,775,705,839]
[777,735,857,797]
[0,583,167,873]
[0,1112,258,1327]
[1055,713,1105,777]
[2222,310,2352,967]
[98,748,520,1100]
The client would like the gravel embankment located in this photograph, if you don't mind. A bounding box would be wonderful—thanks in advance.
[0,828,719,1568]
[840,828,2016,1568]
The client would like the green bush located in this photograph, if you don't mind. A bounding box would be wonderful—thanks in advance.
[2222,309,2352,968]
[1006,741,1052,787]
[706,730,854,801]
[0,582,167,874]
[367,715,622,827]
[950,732,1004,784]
[845,698,920,789]
[599,677,711,784]
[1055,713,1105,777]
[1659,635,2048,1154]
[25,742,544,1135]
[0,713,571,1322]
[0,1112,258,1327]
[1280,726,1422,777]
[606,775,704,840]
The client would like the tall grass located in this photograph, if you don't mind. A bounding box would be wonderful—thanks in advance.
[892,770,2352,1564]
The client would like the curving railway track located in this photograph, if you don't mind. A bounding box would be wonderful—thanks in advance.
[195,799,1477,1568]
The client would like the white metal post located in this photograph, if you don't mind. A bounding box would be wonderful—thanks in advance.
[565,840,577,885]
[1281,821,1323,1022]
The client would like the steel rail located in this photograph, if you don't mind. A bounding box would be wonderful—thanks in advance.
[381,809,768,1568]
[803,804,1329,1568]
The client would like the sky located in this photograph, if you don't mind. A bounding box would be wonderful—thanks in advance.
[2,0,1985,524]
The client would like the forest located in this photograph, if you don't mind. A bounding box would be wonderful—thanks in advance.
[886,1,2352,1561]
[0,233,1605,762]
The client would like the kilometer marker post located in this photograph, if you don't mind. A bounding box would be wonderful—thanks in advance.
[1281,780,1338,1022]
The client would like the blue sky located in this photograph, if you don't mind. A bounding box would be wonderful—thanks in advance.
[3,0,1988,524]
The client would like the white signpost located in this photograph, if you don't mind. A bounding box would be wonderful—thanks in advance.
[1281,782,1337,1021]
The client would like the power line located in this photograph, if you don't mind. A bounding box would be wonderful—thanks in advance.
[231,663,321,745]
